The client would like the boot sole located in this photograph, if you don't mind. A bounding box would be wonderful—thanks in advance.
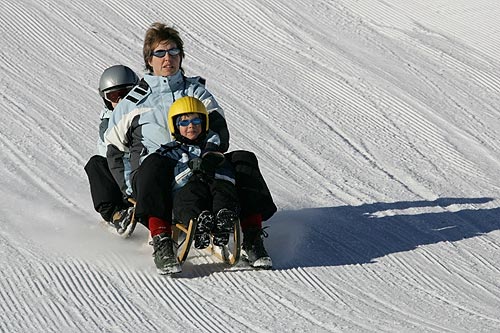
[241,250,273,269]
[120,219,137,238]
[252,257,273,269]
[157,264,182,275]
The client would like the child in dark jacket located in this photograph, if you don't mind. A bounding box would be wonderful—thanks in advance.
[156,96,239,249]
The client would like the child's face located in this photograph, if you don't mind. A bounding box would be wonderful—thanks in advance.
[178,113,202,141]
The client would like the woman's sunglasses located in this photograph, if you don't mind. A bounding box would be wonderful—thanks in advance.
[152,48,181,58]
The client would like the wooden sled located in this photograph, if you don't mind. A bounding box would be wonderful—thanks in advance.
[127,198,241,266]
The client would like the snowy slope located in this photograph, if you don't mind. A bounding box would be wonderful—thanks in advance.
[1,0,500,332]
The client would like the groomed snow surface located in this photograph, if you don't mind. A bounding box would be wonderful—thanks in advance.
[1,0,500,332]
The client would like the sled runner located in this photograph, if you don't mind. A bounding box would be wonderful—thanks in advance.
[128,198,241,266]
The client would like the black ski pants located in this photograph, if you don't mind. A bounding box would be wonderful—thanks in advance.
[173,176,239,225]
[132,153,176,223]
[84,155,128,222]
[132,150,277,227]
[225,150,277,221]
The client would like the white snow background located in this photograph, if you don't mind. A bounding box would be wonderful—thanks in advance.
[1,0,500,332]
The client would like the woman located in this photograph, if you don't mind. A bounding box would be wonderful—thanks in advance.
[105,23,275,274]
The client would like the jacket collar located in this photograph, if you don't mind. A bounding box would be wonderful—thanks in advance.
[143,71,185,93]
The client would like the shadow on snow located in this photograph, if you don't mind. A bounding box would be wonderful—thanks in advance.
[267,197,500,269]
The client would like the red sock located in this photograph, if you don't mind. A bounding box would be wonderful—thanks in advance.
[148,216,172,237]
[240,213,262,231]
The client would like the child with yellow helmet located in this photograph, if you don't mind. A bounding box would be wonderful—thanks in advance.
[157,96,239,253]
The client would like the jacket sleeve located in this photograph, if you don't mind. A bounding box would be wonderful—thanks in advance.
[106,144,131,196]
[97,118,109,157]
[104,102,134,196]
[96,108,112,157]
[99,118,109,144]
[202,130,222,153]
[208,110,229,152]
[187,78,230,152]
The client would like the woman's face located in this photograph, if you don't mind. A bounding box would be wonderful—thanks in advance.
[148,40,181,76]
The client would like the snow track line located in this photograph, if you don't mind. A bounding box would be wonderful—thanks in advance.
[414,284,500,326]
[176,278,259,333]
[0,131,80,211]
[240,273,343,332]
[38,260,158,331]
[464,247,500,275]
[344,0,500,61]
[283,268,348,305]
[391,251,456,294]
[344,280,456,332]
[376,248,500,328]
[275,268,376,332]
[1,265,76,332]
[139,272,238,332]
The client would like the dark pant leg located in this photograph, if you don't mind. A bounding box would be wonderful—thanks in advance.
[132,154,176,223]
[211,179,239,214]
[173,177,211,224]
[225,150,277,221]
[84,155,125,221]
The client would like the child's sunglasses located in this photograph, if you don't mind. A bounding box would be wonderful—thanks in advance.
[177,118,202,127]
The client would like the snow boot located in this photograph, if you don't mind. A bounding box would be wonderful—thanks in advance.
[111,206,135,236]
[151,233,182,275]
[194,211,214,249]
[241,227,272,269]
[213,208,237,246]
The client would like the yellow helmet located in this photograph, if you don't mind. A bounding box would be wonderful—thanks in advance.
[168,96,209,136]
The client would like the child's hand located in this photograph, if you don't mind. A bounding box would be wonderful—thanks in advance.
[188,157,204,174]
[201,151,225,171]
[188,152,224,177]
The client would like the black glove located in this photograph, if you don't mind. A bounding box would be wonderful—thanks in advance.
[188,152,225,177]
[188,157,204,174]
[201,151,225,171]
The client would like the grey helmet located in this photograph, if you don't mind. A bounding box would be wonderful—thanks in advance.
[98,65,139,108]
